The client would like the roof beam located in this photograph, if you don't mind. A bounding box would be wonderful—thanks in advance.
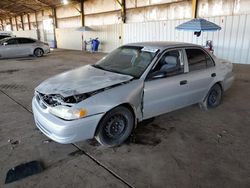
[8,0,37,13]
[36,0,52,7]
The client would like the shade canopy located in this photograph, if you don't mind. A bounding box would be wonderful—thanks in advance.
[76,26,93,32]
[175,18,221,31]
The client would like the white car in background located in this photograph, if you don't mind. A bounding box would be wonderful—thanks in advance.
[0,37,50,58]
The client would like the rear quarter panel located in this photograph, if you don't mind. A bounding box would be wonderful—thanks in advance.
[214,58,234,91]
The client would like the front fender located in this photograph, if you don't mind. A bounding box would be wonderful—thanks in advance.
[73,79,144,121]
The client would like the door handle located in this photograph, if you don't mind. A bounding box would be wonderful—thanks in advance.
[211,73,216,77]
[180,80,187,85]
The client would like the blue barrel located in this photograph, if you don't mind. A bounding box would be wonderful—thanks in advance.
[91,39,100,52]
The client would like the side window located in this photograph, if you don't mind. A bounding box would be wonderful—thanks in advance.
[0,35,10,40]
[18,38,35,44]
[6,39,18,45]
[186,48,214,72]
[151,49,184,77]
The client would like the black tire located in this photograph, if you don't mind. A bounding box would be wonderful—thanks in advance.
[34,48,44,57]
[95,106,134,147]
[207,84,222,108]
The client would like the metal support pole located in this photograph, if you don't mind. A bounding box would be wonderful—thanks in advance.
[20,15,24,30]
[52,7,57,48]
[15,16,18,31]
[27,14,31,30]
[192,0,198,18]
[121,0,126,23]
[0,19,4,30]
[116,0,126,23]
[9,18,13,31]
[80,0,85,26]
[52,8,58,28]
[35,12,40,40]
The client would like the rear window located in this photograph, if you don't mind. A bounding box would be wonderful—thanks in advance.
[186,48,214,72]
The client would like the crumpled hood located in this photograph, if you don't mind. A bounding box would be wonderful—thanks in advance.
[36,65,133,97]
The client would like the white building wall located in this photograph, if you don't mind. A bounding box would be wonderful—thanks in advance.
[12,30,38,39]
[55,28,82,50]
[124,14,250,64]
[55,24,123,52]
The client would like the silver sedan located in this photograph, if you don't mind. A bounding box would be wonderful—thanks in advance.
[0,37,50,58]
[32,42,234,147]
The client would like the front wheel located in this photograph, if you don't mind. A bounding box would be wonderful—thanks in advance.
[95,106,134,147]
[34,48,44,57]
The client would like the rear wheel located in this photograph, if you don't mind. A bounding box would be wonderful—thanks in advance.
[34,48,44,57]
[95,106,134,147]
[207,84,222,108]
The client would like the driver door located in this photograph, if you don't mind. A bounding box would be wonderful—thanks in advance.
[143,49,189,119]
[1,38,20,58]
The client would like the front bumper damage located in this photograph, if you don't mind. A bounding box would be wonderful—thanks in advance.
[32,96,104,144]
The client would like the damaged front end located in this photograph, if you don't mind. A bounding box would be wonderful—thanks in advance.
[35,92,88,120]
[35,80,132,121]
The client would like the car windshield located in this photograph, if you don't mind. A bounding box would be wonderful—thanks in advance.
[93,46,159,78]
[0,37,11,44]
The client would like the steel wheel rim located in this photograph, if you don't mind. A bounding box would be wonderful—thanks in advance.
[36,49,42,56]
[104,114,127,139]
[208,90,219,105]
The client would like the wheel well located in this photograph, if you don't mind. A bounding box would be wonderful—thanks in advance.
[203,82,223,103]
[34,48,44,54]
[94,103,137,136]
[215,81,223,92]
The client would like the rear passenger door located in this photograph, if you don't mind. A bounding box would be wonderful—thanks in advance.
[185,48,216,104]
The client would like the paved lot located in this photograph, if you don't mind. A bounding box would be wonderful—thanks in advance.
[0,49,250,188]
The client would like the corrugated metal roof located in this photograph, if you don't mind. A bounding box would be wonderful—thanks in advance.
[0,0,79,19]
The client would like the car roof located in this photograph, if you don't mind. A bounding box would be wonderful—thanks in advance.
[125,41,201,50]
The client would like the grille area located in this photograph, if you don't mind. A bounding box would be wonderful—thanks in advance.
[36,91,64,109]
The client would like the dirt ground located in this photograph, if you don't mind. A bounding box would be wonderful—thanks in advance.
[0,49,249,188]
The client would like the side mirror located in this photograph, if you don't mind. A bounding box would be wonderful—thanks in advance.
[149,71,166,79]
[3,42,7,46]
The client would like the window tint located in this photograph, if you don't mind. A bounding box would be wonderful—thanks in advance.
[186,48,214,71]
[151,49,184,77]
[18,38,36,44]
[6,38,18,45]
[0,35,10,40]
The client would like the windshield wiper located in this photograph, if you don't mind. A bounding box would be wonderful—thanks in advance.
[92,64,108,71]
